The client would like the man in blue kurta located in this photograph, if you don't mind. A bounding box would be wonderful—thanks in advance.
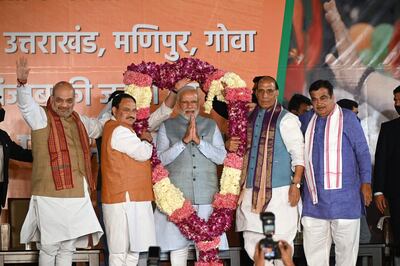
[300,80,372,266]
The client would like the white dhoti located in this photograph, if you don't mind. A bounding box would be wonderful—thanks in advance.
[236,186,299,265]
[20,179,103,266]
[102,192,156,266]
[21,179,103,246]
[302,216,360,266]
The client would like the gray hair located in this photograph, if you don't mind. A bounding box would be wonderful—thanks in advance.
[177,82,200,101]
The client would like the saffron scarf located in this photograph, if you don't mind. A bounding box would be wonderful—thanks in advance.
[240,100,282,213]
[46,99,95,191]
[304,104,343,204]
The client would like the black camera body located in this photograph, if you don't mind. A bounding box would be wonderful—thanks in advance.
[259,212,280,260]
[147,246,161,266]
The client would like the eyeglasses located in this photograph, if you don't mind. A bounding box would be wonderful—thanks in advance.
[256,89,277,95]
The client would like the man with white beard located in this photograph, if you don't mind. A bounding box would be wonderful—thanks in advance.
[154,83,228,266]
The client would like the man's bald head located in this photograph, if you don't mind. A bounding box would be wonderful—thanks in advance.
[50,81,75,118]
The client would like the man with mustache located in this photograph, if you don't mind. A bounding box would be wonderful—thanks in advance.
[16,58,103,266]
[373,85,400,265]
[154,83,227,265]
[95,79,188,266]
[300,80,372,266]
[101,93,154,266]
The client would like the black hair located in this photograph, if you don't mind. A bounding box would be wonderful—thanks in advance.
[308,80,333,96]
[393,85,400,95]
[337,99,358,110]
[288,94,312,112]
[111,93,136,109]
[107,90,125,103]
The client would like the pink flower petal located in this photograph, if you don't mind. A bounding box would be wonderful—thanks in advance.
[225,87,252,102]
[152,164,169,183]
[169,200,195,223]
[136,107,150,120]
[196,237,221,252]
[223,153,243,169]
[203,70,226,93]
[212,193,239,209]
[123,71,152,86]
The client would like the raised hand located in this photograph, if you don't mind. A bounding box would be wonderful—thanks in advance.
[174,78,192,92]
[16,57,30,84]
[323,0,366,92]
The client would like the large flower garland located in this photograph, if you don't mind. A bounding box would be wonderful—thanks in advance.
[123,58,251,265]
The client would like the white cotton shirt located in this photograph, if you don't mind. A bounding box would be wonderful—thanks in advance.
[103,117,155,252]
[110,119,153,161]
[279,112,305,171]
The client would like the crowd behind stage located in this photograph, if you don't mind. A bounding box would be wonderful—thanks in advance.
[0,57,398,266]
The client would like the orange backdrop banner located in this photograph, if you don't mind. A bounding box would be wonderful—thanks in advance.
[0,0,287,199]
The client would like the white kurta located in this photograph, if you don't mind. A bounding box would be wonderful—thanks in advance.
[236,112,304,233]
[21,180,103,247]
[17,84,104,246]
[103,195,156,253]
[236,187,299,263]
[235,112,304,261]
[102,118,155,253]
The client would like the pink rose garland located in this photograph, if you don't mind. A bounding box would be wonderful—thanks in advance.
[124,58,250,265]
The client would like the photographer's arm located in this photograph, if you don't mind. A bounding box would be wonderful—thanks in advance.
[279,240,295,266]
[254,242,265,266]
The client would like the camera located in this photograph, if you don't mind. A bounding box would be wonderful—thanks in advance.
[259,212,280,260]
[147,246,160,266]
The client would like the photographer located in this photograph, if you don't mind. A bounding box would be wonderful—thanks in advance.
[254,240,295,266]
[254,212,296,266]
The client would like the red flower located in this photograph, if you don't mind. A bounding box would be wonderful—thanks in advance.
[136,107,151,120]
[203,70,226,93]
[212,193,239,209]
[123,71,152,86]
[169,200,195,223]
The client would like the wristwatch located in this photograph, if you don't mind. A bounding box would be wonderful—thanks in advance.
[291,181,301,189]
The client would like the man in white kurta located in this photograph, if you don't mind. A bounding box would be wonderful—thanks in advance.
[232,76,304,266]
[101,93,156,266]
[16,58,103,266]
[95,85,182,266]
